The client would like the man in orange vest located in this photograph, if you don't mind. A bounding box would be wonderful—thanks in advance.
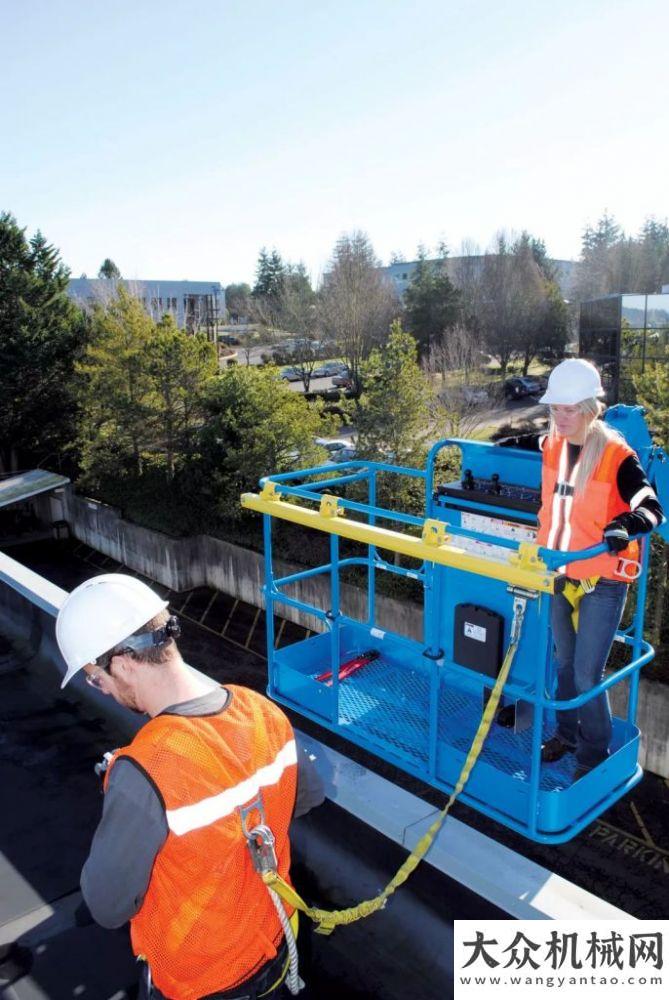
[56,574,323,1000]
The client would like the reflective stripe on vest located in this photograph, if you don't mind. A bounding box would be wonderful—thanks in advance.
[166,738,297,837]
[546,439,581,559]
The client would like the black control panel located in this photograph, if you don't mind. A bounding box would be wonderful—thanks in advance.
[434,469,541,514]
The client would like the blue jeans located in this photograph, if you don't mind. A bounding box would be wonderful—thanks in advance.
[551,579,628,767]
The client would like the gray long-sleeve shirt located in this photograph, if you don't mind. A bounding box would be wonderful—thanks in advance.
[81,687,324,928]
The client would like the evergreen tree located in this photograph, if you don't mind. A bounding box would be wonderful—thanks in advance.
[357,322,431,466]
[98,258,121,279]
[404,244,460,354]
[253,248,272,297]
[77,287,155,485]
[574,212,669,300]
[356,321,432,512]
[193,366,326,520]
[252,247,287,325]
[0,213,86,472]
[148,315,219,478]
[575,212,623,300]
[638,218,669,292]
[252,247,285,300]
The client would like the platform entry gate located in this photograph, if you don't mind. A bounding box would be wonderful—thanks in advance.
[241,405,668,844]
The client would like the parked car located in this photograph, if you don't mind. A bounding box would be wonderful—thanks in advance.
[219,333,241,346]
[332,371,352,387]
[504,375,546,400]
[312,361,348,378]
[314,438,357,463]
[280,366,303,382]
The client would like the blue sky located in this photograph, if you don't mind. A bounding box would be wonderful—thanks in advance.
[1,0,667,285]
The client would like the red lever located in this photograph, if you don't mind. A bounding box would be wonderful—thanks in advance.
[316,649,380,686]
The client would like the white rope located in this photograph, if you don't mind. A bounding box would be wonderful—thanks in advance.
[267,886,304,995]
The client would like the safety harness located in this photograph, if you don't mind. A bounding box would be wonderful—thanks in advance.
[558,576,599,630]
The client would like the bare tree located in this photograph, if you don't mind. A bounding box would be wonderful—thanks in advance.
[270,265,321,391]
[423,323,492,440]
[426,322,482,384]
[319,231,399,395]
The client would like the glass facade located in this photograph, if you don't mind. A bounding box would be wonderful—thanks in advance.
[579,293,669,402]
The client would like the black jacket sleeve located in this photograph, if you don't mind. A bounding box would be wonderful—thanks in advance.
[495,432,547,452]
[610,455,665,536]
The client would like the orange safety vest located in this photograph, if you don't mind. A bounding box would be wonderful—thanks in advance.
[536,435,640,581]
[104,685,297,1000]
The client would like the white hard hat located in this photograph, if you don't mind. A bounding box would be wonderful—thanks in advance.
[539,359,604,405]
[56,574,168,688]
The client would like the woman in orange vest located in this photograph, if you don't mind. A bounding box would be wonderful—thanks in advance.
[501,359,663,777]
[55,574,324,1000]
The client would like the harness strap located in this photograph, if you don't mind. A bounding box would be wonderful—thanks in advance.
[560,576,599,630]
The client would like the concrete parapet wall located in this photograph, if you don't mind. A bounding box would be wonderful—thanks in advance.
[39,486,668,778]
[40,488,422,640]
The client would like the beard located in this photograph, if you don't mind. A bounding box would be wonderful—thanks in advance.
[112,680,142,714]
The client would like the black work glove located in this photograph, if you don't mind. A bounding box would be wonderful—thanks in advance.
[603,520,629,553]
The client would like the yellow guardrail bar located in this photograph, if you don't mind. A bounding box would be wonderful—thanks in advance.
[241,489,555,594]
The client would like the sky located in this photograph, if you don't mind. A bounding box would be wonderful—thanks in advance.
[1,0,668,286]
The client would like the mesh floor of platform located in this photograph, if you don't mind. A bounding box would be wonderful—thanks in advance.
[331,654,575,792]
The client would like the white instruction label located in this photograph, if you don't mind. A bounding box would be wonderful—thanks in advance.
[461,511,536,543]
[456,512,537,564]
[464,622,487,642]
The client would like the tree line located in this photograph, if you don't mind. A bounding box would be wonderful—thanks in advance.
[2,208,668,677]
[0,214,429,535]
[3,208,668,517]
[227,229,572,385]
[574,213,669,301]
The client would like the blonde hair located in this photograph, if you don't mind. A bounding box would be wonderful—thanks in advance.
[549,398,624,495]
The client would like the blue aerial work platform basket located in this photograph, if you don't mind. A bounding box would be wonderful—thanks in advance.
[241,405,669,844]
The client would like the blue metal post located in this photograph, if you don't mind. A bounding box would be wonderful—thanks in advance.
[424,561,443,779]
[628,536,651,723]
[423,561,441,655]
[263,514,276,697]
[330,533,341,726]
[527,595,548,839]
[368,469,377,627]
